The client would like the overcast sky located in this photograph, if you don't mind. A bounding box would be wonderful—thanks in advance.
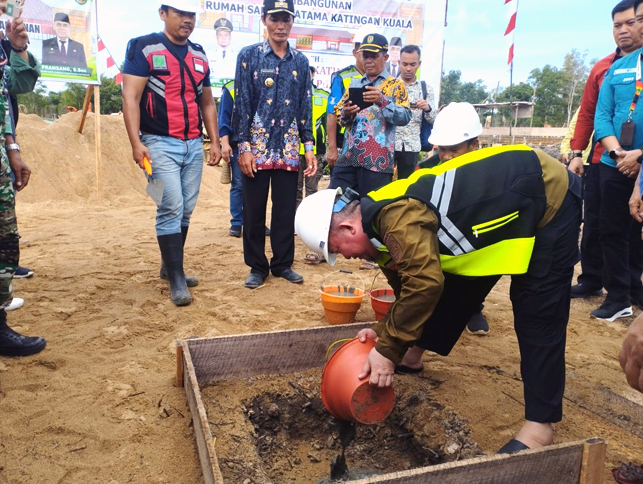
[95,0,615,92]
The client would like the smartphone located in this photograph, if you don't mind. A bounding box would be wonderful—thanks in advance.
[348,87,374,111]
[6,0,23,18]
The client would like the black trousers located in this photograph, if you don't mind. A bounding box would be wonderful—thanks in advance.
[329,165,392,197]
[394,149,418,180]
[416,182,581,423]
[577,163,602,289]
[598,163,643,305]
[242,169,298,278]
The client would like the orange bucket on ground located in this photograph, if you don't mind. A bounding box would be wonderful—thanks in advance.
[370,288,395,320]
[369,272,395,320]
[321,337,396,424]
[320,271,365,325]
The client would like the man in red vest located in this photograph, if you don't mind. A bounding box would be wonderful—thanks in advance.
[123,0,222,306]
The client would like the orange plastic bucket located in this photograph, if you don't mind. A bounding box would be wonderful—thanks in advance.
[369,272,395,320]
[321,337,396,424]
[320,285,365,325]
[319,271,365,325]
[370,288,395,320]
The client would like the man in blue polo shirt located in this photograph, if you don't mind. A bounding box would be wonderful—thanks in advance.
[594,0,643,322]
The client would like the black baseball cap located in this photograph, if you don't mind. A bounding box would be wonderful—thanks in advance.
[54,12,70,23]
[263,0,295,16]
[358,33,388,53]
[214,18,233,32]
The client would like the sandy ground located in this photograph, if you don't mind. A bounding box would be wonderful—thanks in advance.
[0,113,642,483]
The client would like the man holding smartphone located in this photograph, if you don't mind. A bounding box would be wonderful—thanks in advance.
[332,33,411,198]
[593,0,643,321]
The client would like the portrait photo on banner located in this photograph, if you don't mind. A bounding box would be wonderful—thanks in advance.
[0,0,99,84]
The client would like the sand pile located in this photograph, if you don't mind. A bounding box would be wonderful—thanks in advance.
[16,112,228,205]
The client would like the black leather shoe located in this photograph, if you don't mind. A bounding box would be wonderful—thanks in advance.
[0,310,46,357]
[273,269,304,284]
[245,273,265,289]
[229,225,242,238]
[570,283,603,299]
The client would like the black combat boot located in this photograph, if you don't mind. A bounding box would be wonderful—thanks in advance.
[159,226,198,287]
[0,309,46,357]
[157,233,192,306]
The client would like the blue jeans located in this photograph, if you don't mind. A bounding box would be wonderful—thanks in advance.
[229,148,243,227]
[141,135,204,236]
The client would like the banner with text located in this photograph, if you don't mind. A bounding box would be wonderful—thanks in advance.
[1,0,99,84]
[190,0,447,98]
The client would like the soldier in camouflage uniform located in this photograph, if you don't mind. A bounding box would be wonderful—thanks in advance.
[0,1,46,356]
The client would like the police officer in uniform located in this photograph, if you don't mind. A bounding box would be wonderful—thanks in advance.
[325,26,368,169]
[211,18,237,80]
[295,102,582,454]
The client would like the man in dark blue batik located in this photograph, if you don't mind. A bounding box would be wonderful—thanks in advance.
[234,0,316,289]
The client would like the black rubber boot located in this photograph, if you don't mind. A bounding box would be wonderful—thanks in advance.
[0,309,46,357]
[159,226,198,287]
[157,233,192,306]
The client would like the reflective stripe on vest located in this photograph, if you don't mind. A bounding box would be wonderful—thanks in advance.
[224,80,235,102]
[300,86,329,154]
[362,145,546,277]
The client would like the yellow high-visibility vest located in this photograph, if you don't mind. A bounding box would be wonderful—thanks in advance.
[361,145,550,277]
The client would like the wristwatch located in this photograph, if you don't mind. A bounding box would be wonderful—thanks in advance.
[573,152,582,158]
[637,148,643,164]
[6,143,20,152]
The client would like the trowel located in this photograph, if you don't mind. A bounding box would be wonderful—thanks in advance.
[142,157,164,206]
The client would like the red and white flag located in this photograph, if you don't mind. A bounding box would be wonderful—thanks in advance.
[98,36,122,85]
[504,0,518,66]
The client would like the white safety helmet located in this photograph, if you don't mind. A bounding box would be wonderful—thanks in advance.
[159,0,204,14]
[295,188,341,266]
[428,102,483,147]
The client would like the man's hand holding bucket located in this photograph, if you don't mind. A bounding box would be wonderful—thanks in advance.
[357,328,395,388]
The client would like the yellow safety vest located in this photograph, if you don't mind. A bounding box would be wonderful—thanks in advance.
[300,86,329,155]
[223,80,235,102]
[361,145,549,277]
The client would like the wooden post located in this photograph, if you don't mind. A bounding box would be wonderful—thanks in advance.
[176,341,184,387]
[94,85,102,195]
[579,438,607,484]
[77,85,93,134]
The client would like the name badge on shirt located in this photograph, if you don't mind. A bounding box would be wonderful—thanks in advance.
[152,55,168,70]
[261,69,276,74]
[193,58,205,73]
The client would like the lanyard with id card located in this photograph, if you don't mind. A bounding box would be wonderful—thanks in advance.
[621,53,643,146]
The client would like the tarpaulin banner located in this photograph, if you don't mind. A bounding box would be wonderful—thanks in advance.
[190,0,447,98]
[1,0,100,84]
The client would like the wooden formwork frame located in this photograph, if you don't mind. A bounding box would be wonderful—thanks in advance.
[178,323,606,484]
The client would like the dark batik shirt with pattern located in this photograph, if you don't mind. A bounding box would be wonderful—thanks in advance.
[233,41,314,171]
[335,70,411,174]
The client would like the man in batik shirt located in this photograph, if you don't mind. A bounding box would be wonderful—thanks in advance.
[234,0,316,289]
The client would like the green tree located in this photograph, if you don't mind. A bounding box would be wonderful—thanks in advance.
[527,65,567,126]
[440,70,488,106]
[99,75,123,114]
[60,82,89,110]
[562,49,590,126]
[16,80,48,115]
